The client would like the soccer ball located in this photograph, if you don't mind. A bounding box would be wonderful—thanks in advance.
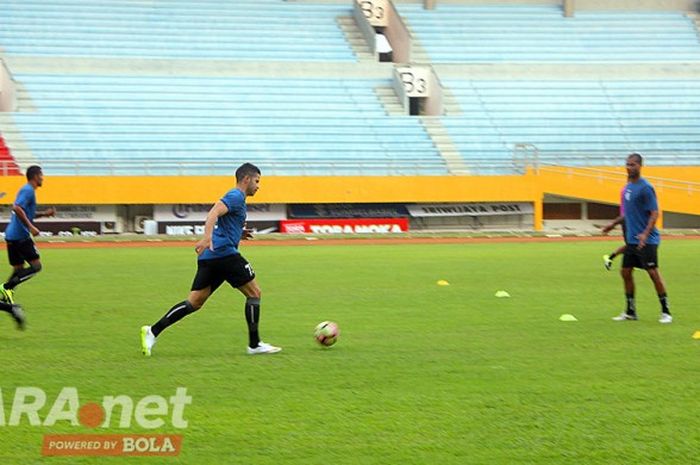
[314,321,339,347]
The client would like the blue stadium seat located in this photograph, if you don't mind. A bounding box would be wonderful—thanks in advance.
[399,4,700,62]
[6,75,446,175]
[0,0,357,62]
[442,79,700,173]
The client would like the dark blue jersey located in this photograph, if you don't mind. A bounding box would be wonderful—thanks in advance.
[623,178,660,245]
[4,184,37,241]
[198,188,246,260]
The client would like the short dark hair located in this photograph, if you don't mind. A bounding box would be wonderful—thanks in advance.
[627,153,643,165]
[26,165,42,181]
[235,163,261,182]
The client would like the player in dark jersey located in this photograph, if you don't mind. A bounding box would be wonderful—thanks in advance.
[1,165,55,329]
[603,153,671,324]
[140,163,281,355]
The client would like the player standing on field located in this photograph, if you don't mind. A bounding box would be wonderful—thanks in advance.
[1,165,55,329]
[603,153,672,324]
[140,163,281,355]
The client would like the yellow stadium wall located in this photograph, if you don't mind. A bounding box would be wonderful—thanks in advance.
[1,166,696,203]
[0,174,540,204]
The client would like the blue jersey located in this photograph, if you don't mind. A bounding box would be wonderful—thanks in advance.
[623,178,660,245]
[4,183,37,241]
[198,188,246,260]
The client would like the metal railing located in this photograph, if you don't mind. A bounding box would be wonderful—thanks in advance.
[513,143,700,177]
[536,163,700,194]
[2,147,700,178]
[512,143,539,174]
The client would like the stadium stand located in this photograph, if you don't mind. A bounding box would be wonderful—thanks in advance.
[0,0,356,62]
[1,1,700,179]
[440,79,700,173]
[399,4,700,63]
[4,74,446,175]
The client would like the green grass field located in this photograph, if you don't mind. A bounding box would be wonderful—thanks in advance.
[1,239,698,464]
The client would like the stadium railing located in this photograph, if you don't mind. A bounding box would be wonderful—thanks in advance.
[536,163,700,194]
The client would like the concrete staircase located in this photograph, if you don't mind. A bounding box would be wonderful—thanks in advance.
[409,38,430,64]
[12,82,37,112]
[440,86,463,116]
[373,86,406,115]
[336,15,374,62]
[401,18,431,63]
[420,116,469,174]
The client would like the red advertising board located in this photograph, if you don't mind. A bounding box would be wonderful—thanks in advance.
[280,218,409,234]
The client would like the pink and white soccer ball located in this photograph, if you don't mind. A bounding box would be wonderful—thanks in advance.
[314,321,340,347]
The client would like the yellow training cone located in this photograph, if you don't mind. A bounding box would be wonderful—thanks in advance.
[437,280,450,286]
[559,314,578,322]
[692,331,700,340]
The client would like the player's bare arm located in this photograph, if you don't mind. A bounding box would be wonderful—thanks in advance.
[35,207,56,218]
[602,214,624,235]
[242,222,254,240]
[637,209,658,249]
[195,201,229,255]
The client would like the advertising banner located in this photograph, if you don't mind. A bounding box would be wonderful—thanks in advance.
[158,221,280,236]
[289,204,408,219]
[0,205,118,237]
[0,205,117,222]
[280,218,409,234]
[408,203,533,217]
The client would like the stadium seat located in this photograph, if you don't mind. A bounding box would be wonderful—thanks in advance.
[399,4,700,63]
[5,75,446,175]
[0,0,356,62]
[442,79,700,173]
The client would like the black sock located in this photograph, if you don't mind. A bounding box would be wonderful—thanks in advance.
[658,293,670,315]
[5,264,42,291]
[626,293,636,315]
[245,297,261,348]
[0,301,13,313]
[609,252,617,260]
[151,301,196,337]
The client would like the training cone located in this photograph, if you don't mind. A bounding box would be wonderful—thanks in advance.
[437,280,450,286]
[559,314,578,322]
[495,290,510,298]
[692,331,700,340]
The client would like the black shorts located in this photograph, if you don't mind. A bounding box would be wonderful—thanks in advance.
[622,244,659,270]
[6,238,40,266]
[191,254,255,292]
